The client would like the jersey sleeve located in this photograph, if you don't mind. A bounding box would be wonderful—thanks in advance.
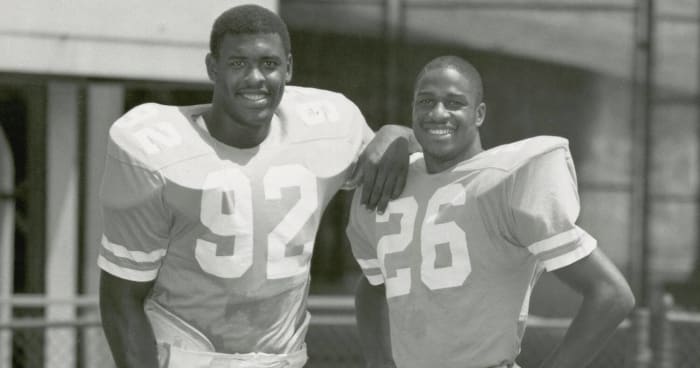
[509,148,597,272]
[340,103,376,190]
[97,136,171,282]
[346,188,385,285]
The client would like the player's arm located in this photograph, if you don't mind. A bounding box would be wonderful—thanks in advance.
[355,277,395,368]
[98,122,171,368]
[505,145,634,368]
[100,271,159,368]
[538,249,635,368]
[346,186,395,368]
[349,124,420,213]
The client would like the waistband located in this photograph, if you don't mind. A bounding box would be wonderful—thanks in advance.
[165,344,308,368]
[486,362,520,368]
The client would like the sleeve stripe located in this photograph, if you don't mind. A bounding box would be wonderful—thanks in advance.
[366,274,385,286]
[527,227,582,255]
[542,234,597,272]
[98,255,158,282]
[356,258,380,270]
[355,258,384,285]
[102,235,166,263]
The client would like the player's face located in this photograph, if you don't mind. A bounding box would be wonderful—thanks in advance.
[412,67,485,173]
[207,33,292,130]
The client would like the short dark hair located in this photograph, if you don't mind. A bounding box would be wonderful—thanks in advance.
[209,4,291,57]
[415,55,484,103]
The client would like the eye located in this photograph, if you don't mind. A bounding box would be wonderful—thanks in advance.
[416,98,434,106]
[262,60,280,69]
[229,59,245,69]
[446,100,466,109]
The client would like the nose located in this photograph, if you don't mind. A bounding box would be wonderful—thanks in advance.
[428,102,450,122]
[244,66,265,85]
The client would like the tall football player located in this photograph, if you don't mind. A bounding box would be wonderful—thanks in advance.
[98,5,415,368]
[347,56,635,368]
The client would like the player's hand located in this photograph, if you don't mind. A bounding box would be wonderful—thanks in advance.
[348,125,410,213]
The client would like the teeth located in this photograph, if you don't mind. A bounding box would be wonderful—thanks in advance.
[426,128,453,135]
[241,93,267,101]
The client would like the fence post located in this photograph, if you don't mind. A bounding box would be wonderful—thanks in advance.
[0,126,15,368]
[632,308,652,368]
[655,294,675,368]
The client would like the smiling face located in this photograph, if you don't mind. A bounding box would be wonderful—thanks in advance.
[206,32,292,141]
[412,65,486,173]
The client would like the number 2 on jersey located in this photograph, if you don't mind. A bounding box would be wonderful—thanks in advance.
[378,184,471,298]
[195,165,317,279]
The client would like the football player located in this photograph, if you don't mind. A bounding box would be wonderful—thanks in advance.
[347,56,635,368]
[98,5,416,368]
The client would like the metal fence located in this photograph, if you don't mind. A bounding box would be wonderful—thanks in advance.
[1,295,699,368]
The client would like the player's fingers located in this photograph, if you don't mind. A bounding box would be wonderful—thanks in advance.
[390,167,407,199]
[360,165,377,206]
[375,170,399,213]
[375,189,393,214]
[365,168,388,210]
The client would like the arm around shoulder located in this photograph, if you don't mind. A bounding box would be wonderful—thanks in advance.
[100,270,160,368]
[539,248,635,368]
[350,124,418,213]
[378,124,422,154]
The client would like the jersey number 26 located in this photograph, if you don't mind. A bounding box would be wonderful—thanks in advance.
[378,184,471,298]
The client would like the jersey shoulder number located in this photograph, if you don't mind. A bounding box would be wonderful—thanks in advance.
[108,103,209,169]
[281,86,365,143]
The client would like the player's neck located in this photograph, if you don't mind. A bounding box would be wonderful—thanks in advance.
[202,110,271,149]
[425,139,484,174]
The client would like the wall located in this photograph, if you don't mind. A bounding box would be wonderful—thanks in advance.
[0,0,276,82]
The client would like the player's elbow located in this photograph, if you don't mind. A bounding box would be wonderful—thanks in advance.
[617,282,636,316]
[596,279,636,321]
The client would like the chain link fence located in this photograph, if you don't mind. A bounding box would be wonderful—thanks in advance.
[1,295,699,368]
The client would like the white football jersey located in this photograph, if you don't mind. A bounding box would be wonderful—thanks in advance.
[347,136,597,368]
[99,86,374,354]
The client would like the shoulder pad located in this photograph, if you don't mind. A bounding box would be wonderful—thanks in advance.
[278,86,365,143]
[107,103,210,170]
[454,136,570,173]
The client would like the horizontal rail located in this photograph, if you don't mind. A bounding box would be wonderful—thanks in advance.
[0,318,101,329]
[308,295,355,310]
[667,310,700,324]
[0,314,639,329]
[0,294,356,308]
[527,315,632,329]
[0,294,98,307]
[284,0,636,12]
[404,1,634,12]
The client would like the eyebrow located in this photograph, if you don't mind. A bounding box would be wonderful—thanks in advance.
[415,91,467,99]
[225,54,283,60]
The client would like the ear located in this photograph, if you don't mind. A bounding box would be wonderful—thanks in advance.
[475,102,486,128]
[285,54,293,83]
[205,53,217,82]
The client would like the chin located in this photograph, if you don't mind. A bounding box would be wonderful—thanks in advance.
[242,110,274,125]
[424,145,453,158]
